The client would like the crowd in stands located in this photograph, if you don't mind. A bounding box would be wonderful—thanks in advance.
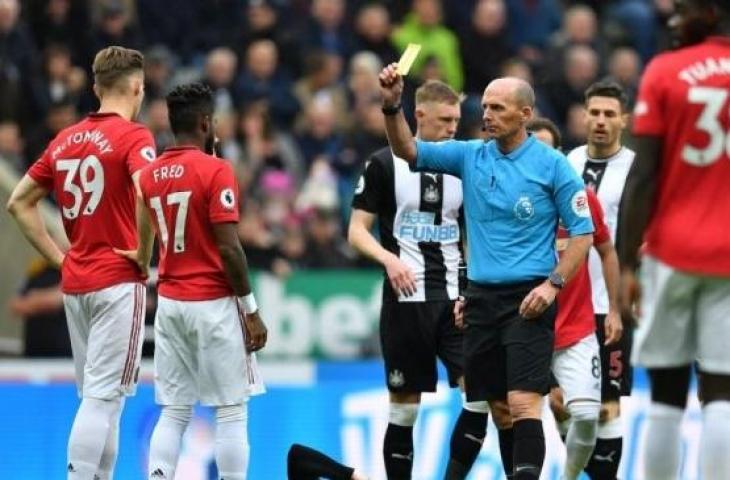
[1,0,675,274]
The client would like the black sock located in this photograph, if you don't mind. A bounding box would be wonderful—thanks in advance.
[512,419,545,480]
[584,437,622,480]
[498,428,515,479]
[383,423,414,480]
[444,409,488,479]
[287,444,355,480]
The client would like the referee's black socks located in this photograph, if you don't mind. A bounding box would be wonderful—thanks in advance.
[498,427,514,479]
[513,418,545,480]
[444,408,488,479]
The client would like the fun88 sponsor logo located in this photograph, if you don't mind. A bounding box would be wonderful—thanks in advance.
[397,211,459,243]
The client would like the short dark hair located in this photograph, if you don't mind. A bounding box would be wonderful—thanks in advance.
[166,83,214,136]
[527,117,562,149]
[584,78,629,112]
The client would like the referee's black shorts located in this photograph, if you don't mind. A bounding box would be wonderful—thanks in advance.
[379,287,463,393]
[463,279,557,402]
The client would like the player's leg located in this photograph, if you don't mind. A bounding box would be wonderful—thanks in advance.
[584,315,631,480]
[148,295,197,479]
[379,297,430,479]
[198,297,253,480]
[67,283,145,480]
[505,291,557,480]
[547,375,570,442]
[696,276,730,479]
[632,256,696,480]
[552,335,601,480]
[96,397,125,480]
[444,289,500,480]
[287,443,365,480]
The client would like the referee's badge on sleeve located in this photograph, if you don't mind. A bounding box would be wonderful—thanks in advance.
[571,190,590,218]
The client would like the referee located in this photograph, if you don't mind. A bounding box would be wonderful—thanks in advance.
[378,65,594,480]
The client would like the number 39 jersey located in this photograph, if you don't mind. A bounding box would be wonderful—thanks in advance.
[138,146,240,301]
[633,36,730,275]
[27,113,156,293]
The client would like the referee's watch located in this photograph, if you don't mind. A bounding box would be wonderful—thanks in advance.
[548,271,565,290]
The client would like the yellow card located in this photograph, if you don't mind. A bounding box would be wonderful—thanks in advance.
[397,43,422,76]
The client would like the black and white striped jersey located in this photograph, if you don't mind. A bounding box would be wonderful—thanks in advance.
[352,147,463,302]
[568,145,635,314]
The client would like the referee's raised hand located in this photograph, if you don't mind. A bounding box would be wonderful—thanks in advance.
[379,63,404,106]
[383,252,417,297]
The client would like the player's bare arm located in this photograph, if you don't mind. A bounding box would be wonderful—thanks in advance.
[348,209,417,297]
[617,135,662,318]
[379,63,417,164]
[520,234,593,319]
[6,175,65,269]
[114,171,155,277]
[594,239,623,345]
[212,222,267,352]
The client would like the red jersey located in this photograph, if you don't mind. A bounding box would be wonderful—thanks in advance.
[27,113,156,293]
[633,37,730,275]
[139,146,240,300]
[555,189,611,350]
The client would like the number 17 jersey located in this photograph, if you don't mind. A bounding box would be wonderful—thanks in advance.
[27,113,156,293]
[633,36,730,275]
[138,146,240,301]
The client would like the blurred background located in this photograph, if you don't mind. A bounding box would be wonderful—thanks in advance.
[0,0,700,478]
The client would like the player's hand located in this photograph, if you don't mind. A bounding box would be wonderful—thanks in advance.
[113,248,149,277]
[244,311,267,352]
[51,253,65,270]
[454,296,467,329]
[620,268,641,320]
[519,281,558,319]
[379,63,404,107]
[383,253,417,297]
[604,309,623,345]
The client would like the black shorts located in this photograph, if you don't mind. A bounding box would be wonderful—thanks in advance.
[463,280,556,402]
[379,289,463,393]
[595,314,634,400]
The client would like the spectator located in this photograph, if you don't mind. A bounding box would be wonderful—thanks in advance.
[37,43,91,116]
[392,0,464,90]
[142,98,174,154]
[293,50,349,131]
[215,111,243,164]
[23,98,77,168]
[505,0,562,62]
[353,3,399,65]
[301,0,354,59]
[347,51,383,110]
[27,0,90,64]
[136,0,197,63]
[143,45,175,102]
[607,47,642,106]
[89,0,144,58]
[546,5,608,77]
[460,0,514,95]
[0,120,23,171]
[300,207,356,269]
[235,39,300,128]
[8,259,70,357]
[608,0,659,61]
[201,47,239,113]
[545,44,600,128]
[295,95,343,169]
[563,102,588,152]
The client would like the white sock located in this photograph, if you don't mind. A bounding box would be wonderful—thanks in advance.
[643,403,684,480]
[147,405,193,479]
[96,398,125,480]
[215,403,249,480]
[68,397,122,480]
[701,401,730,479]
[562,401,599,480]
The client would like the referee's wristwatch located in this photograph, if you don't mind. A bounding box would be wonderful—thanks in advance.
[548,271,565,290]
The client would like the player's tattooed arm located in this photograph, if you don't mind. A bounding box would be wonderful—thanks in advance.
[7,175,65,269]
[617,135,662,317]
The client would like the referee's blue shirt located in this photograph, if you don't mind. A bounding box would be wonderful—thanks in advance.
[415,134,594,284]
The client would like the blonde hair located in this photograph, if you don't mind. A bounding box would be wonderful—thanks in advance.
[92,46,144,93]
[415,80,462,106]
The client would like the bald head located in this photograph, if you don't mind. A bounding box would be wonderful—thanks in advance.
[486,77,536,108]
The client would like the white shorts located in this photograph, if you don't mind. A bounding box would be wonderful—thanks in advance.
[64,282,146,399]
[154,295,265,406]
[633,255,730,374]
[552,334,602,404]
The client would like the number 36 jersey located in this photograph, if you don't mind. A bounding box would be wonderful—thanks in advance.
[138,146,240,301]
[633,36,730,275]
[27,113,156,293]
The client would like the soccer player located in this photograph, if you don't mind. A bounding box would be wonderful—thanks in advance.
[349,80,493,480]
[618,1,730,478]
[6,46,155,479]
[378,66,594,480]
[123,83,267,480]
[566,80,635,479]
[528,118,623,480]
